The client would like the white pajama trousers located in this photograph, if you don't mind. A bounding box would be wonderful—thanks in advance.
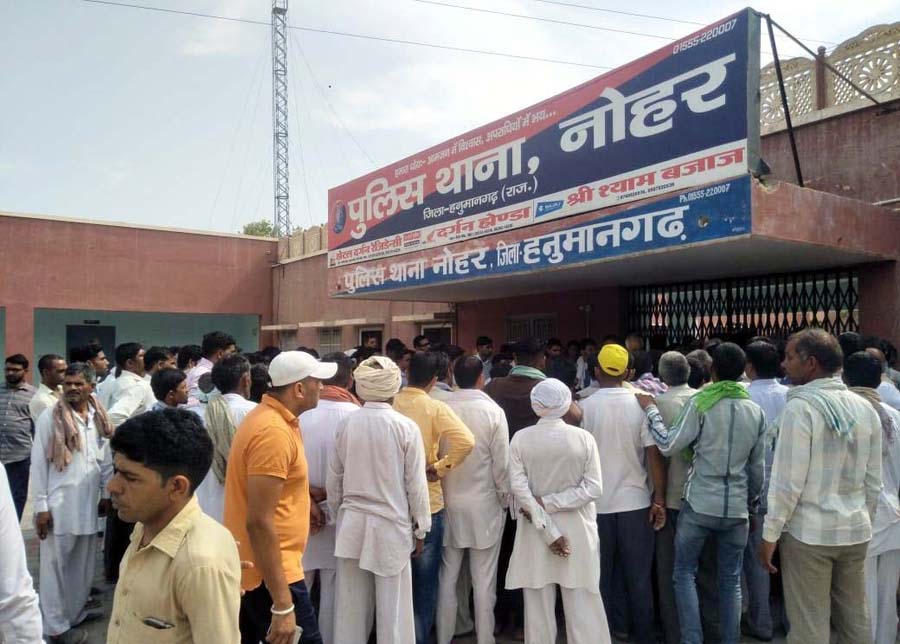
[39,533,95,637]
[307,568,336,644]
[334,557,413,644]
[436,540,502,644]
[865,550,900,644]
[522,584,611,644]
[455,558,475,635]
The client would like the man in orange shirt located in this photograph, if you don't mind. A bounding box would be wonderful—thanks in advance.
[225,351,336,644]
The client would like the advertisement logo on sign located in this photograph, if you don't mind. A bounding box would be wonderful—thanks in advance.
[332,201,347,234]
[536,200,565,218]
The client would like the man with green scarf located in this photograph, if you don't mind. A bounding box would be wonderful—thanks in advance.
[636,342,767,644]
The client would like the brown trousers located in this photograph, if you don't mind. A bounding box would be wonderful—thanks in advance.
[780,532,872,644]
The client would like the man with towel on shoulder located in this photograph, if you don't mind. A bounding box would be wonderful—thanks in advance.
[327,356,432,643]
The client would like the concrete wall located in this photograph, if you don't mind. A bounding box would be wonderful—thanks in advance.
[274,253,450,351]
[760,100,900,205]
[0,213,277,360]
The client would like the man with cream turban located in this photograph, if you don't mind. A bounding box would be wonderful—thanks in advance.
[506,378,611,644]
[327,356,432,643]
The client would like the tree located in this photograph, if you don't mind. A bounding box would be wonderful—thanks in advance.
[241,220,276,237]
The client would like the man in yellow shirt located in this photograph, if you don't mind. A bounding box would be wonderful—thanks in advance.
[394,350,475,644]
[225,351,336,644]
[106,408,241,644]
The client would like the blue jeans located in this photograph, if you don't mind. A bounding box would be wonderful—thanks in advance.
[743,513,773,638]
[673,502,748,644]
[412,509,444,644]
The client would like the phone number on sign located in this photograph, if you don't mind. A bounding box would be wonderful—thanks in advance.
[679,182,731,203]
[673,19,738,54]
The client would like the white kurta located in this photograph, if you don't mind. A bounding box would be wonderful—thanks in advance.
[28,383,59,425]
[0,466,42,643]
[105,370,155,428]
[506,418,603,591]
[193,393,256,524]
[327,402,431,576]
[440,388,509,548]
[30,407,112,536]
[95,372,117,410]
[436,389,510,644]
[30,407,111,636]
[300,397,360,572]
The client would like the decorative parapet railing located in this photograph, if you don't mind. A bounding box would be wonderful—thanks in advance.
[276,223,327,262]
[760,21,900,134]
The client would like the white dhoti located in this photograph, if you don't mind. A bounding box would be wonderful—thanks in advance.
[334,557,412,644]
[865,550,900,644]
[306,568,336,644]
[455,556,474,635]
[523,584,610,644]
[436,538,503,644]
[39,533,95,636]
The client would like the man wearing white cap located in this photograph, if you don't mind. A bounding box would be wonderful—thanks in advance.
[506,378,611,644]
[327,356,432,643]
[224,350,337,644]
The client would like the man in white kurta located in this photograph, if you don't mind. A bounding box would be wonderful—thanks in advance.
[0,464,42,643]
[327,356,431,643]
[29,354,66,424]
[192,355,256,524]
[299,353,360,644]
[506,378,611,644]
[30,364,113,640]
[843,351,900,644]
[436,355,510,644]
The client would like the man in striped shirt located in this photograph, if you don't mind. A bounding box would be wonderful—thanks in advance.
[759,329,882,644]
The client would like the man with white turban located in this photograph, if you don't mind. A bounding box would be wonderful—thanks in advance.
[506,378,611,644]
[327,356,432,643]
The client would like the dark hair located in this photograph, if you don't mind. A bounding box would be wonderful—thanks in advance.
[513,337,546,362]
[790,329,843,374]
[566,340,581,351]
[843,351,882,389]
[385,338,406,360]
[580,337,598,349]
[408,351,442,387]
[37,354,64,373]
[115,342,143,367]
[454,355,484,389]
[321,352,354,388]
[150,368,187,401]
[111,409,213,493]
[490,359,513,379]
[296,346,319,359]
[476,336,493,347]
[197,372,215,395]
[546,337,563,350]
[446,345,465,362]
[211,355,250,394]
[259,346,282,362]
[249,364,269,403]
[5,354,29,369]
[412,335,429,349]
[69,340,104,363]
[712,342,746,382]
[433,351,451,382]
[201,331,236,358]
[177,344,203,370]
[145,346,173,371]
[838,332,865,359]
[745,341,781,379]
[353,346,377,363]
[687,353,711,389]
[632,350,654,378]
[65,361,96,385]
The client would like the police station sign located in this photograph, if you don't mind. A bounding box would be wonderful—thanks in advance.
[327,8,760,274]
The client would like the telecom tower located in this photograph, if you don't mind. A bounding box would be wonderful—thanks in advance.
[272,0,291,237]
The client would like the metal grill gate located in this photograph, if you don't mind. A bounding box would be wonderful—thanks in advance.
[627,268,859,346]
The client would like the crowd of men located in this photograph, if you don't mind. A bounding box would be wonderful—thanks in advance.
[1,327,900,644]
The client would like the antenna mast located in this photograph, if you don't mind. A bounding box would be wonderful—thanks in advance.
[271,0,290,237]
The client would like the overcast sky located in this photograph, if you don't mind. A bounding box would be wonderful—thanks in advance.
[1,0,895,234]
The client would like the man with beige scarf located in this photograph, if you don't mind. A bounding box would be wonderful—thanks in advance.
[30,362,113,644]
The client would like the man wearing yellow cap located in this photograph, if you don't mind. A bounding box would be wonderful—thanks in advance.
[580,344,667,644]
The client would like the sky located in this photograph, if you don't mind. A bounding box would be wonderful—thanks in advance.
[1,0,895,235]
